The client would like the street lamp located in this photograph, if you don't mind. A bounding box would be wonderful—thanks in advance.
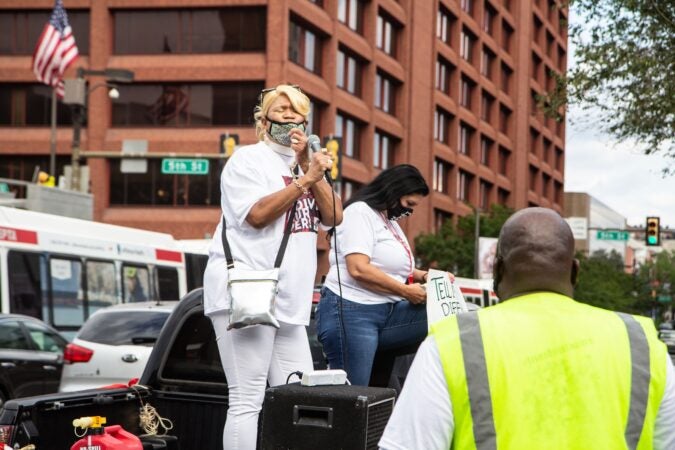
[63,68,134,191]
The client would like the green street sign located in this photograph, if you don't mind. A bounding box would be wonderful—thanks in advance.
[161,158,209,175]
[596,230,630,241]
[658,295,671,303]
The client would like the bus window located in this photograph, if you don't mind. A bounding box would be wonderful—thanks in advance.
[123,265,150,302]
[8,251,46,320]
[185,253,208,291]
[156,266,179,300]
[50,258,84,328]
[86,260,118,315]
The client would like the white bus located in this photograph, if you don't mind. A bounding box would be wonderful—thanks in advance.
[0,206,188,337]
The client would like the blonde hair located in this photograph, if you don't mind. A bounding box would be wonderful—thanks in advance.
[254,85,310,141]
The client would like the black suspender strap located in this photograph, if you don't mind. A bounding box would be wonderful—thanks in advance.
[221,200,298,270]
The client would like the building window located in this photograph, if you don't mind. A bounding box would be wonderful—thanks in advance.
[109,159,221,206]
[457,170,472,201]
[435,58,453,94]
[481,91,494,121]
[480,46,495,79]
[555,146,564,171]
[307,99,323,137]
[336,112,361,158]
[459,123,474,155]
[543,137,552,164]
[532,52,542,83]
[114,8,266,53]
[499,104,512,136]
[529,165,538,191]
[434,108,452,145]
[434,209,453,232]
[338,0,363,33]
[480,136,493,165]
[460,76,475,109]
[542,173,551,198]
[374,72,396,114]
[530,127,540,155]
[554,180,563,204]
[433,158,451,193]
[498,187,510,205]
[479,180,492,209]
[337,48,362,95]
[338,178,361,201]
[499,146,510,175]
[533,14,543,47]
[111,82,263,127]
[376,12,398,57]
[501,20,514,54]
[460,28,476,63]
[0,84,76,126]
[373,130,395,169]
[309,0,324,6]
[289,20,321,74]
[500,63,513,94]
[0,156,70,197]
[558,45,567,72]
[483,3,496,35]
[461,0,474,16]
[0,10,90,55]
[437,6,455,45]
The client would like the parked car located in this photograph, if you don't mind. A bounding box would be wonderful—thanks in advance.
[0,314,68,407]
[659,329,675,354]
[59,301,178,392]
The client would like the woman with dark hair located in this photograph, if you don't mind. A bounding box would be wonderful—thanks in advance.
[316,164,430,386]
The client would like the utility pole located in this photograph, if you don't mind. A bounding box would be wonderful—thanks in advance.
[474,208,481,279]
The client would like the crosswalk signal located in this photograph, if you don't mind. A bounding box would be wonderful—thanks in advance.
[646,216,660,246]
[219,134,239,158]
[324,136,341,182]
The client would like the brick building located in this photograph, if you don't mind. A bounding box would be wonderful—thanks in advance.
[0,0,567,244]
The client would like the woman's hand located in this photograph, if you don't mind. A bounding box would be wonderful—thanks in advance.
[289,128,310,171]
[403,283,427,305]
[302,149,333,185]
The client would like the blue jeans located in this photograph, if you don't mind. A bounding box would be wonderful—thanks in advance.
[316,287,428,386]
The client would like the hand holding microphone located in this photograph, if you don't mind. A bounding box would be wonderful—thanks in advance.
[306,135,333,186]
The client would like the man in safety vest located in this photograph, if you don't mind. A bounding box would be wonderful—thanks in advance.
[380,207,675,450]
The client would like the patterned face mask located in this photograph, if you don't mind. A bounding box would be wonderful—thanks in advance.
[387,203,414,221]
[266,118,306,146]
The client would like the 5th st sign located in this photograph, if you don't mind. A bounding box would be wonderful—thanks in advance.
[596,230,630,241]
[161,158,209,175]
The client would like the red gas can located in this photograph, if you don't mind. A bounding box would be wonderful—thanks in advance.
[70,416,142,450]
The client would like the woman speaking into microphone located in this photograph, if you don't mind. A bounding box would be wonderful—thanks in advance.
[316,164,430,386]
[203,84,342,450]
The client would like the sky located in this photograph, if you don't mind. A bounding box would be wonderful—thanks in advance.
[562,9,675,230]
[564,115,675,229]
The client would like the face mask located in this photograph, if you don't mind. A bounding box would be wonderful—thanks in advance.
[266,117,305,146]
[387,203,413,221]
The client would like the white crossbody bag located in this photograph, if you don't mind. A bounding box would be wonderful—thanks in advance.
[221,201,298,330]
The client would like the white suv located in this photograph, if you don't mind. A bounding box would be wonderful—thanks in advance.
[59,301,177,392]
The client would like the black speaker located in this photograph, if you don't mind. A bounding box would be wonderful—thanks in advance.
[259,383,397,450]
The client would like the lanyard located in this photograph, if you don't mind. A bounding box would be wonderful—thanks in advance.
[380,212,414,284]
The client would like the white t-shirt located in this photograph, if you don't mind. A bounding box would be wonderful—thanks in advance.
[202,140,321,325]
[379,337,675,450]
[323,201,413,304]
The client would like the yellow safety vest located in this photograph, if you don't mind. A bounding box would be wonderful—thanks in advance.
[431,292,668,450]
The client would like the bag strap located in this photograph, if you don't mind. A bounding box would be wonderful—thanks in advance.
[222,200,299,270]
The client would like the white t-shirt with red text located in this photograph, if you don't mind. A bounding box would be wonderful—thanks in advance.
[203,139,320,325]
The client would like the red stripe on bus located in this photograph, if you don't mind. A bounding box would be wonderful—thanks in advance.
[156,249,183,263]
[460,287,483,295]
[0,226,38,244]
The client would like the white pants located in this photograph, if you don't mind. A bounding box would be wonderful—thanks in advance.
[210,310,313,450]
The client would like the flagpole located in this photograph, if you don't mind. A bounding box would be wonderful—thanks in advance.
[50,87,57,178]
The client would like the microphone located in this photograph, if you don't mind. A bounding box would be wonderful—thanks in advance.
[307,134,332,185]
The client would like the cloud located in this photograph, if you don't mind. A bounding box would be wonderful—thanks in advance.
[565,125,675,228]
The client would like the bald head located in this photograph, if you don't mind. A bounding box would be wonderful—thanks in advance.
[493,208,578,301]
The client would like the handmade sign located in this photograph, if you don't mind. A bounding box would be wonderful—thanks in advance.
[426,269,468,329]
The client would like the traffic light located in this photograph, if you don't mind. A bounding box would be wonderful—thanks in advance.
[323,136,341,182]
[646,216,660,246]
[219,134,239,158]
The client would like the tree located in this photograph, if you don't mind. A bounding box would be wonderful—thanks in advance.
[414,205,513,278]
[574,250,637,312]
[632,250,675,320]
[546,0,675,166]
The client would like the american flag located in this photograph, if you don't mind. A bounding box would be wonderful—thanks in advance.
[32,0,79,98]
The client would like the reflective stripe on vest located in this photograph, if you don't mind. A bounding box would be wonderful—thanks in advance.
[455,310,652,450]
[616,312,651,450]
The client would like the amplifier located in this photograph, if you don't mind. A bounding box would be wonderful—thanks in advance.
[259,383,397,450]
